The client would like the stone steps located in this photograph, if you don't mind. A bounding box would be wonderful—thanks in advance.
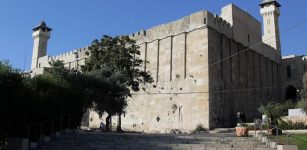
[36,131,271,150]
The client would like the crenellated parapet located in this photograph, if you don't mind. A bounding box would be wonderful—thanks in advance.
[129,10,234,46]
[261,43,280,62]
[129,29,147,41]
[34,46,89,72]
[130,10,208,44]
[205,11,233,38]
[48,46,89,61]
[127,5,280,64]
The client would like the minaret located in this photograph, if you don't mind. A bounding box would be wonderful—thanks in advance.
[31,21,52,70]
[260,0,281,56]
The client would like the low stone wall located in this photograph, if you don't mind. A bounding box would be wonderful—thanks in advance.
[277,145,298,150]
[285,109,307,125]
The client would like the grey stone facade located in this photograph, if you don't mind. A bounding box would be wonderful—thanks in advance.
[281,55,307,101]
[30,1,306,132]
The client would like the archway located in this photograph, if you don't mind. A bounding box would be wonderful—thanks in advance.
[285,85,297,102]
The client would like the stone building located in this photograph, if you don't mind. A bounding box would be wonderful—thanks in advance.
[282,55,307,101]
[30,0,307,132]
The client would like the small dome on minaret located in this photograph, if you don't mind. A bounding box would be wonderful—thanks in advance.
[259,0,281,8]
[39,20,47,27]
[31,20,52,70]
[32,20,52,31]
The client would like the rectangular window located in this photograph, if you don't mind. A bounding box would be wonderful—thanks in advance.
[287,65,292,78]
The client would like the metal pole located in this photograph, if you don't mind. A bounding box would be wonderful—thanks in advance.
[276,127,278,146]
[68,114,71,129]
[287,133,289,145]
[253,120,256,139]
[260,120,263,140]
[51,119,54,134]
[40,122,43,137]
[267,124,270,141]
[27,125,31,150]
[254,128,256,139]
[27,126,31,138]
[60,116,63,131]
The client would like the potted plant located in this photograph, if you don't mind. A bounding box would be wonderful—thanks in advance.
[236,123,249,137]
[235,112,249,137]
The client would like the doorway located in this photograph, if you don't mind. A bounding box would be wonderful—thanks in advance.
[285,85,297,102]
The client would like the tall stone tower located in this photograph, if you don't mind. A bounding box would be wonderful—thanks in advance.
[31,21,52,70]
[260,0,281,56]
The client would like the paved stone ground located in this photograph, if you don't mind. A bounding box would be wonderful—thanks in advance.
[36,131,271,150]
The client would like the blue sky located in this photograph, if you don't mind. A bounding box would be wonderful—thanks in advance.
[0,0,306,70]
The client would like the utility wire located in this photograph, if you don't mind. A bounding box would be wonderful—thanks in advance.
[102,20,307,96]
[150,19,307,85]
[190,20,307,74]
[111,85,284,96]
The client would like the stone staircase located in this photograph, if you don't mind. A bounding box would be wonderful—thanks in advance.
[36,131,272,150]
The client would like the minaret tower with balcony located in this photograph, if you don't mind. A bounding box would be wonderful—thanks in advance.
[31,21,52,69]
[260,0,281,57]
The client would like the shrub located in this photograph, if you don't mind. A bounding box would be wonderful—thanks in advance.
[195,124,207,131]
[279,121,307,130]
[258,101,295,126]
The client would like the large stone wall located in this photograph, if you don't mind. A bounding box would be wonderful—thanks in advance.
[30,4,288,132]
[118,6,282,131]
[121,11,210,132]
[208,26,281,128]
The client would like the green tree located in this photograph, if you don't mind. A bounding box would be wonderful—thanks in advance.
[0,60,92,147]
[0,60,26,143]
[87,68,130,131]
[82,35,153,91]
[258,101,295,126]
[43,60,93,127]
[82,35,153,131]
[45,60,69,77]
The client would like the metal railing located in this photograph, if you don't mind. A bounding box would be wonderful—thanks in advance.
[267,124,291,145]
[27,114,71,140]
[258,124,291,148]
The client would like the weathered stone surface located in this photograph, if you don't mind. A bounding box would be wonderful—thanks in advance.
[281,55,307,97]
[30,2,306,133]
